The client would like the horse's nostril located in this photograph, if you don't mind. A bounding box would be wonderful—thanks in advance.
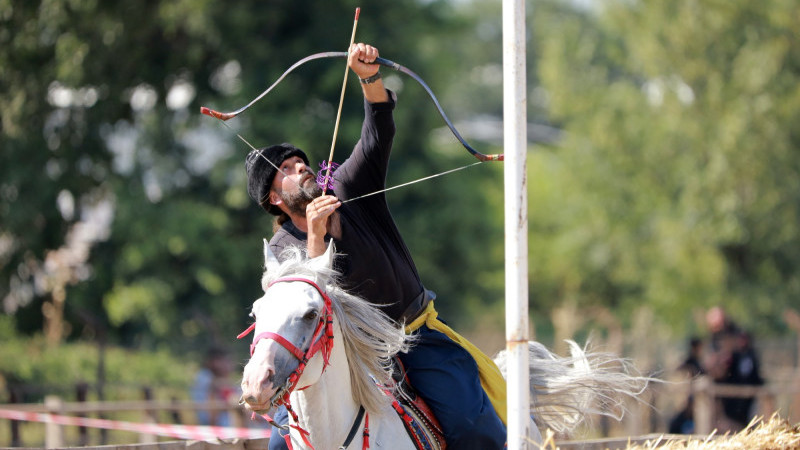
[244,395,258,405]
[260,368,275,388]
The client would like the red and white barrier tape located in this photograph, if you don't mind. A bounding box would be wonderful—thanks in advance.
[0,408,270,440]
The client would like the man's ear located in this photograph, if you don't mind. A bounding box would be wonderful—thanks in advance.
[269,190,282,207]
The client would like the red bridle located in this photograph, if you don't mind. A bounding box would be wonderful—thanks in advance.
[238,277,337,449]
[238,276,370,450]
[239,277,335,401]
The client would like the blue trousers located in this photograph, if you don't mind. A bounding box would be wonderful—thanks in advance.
[268,324,506,449]
[268,407,290,450]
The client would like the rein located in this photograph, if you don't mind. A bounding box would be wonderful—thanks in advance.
[239,276,370,449]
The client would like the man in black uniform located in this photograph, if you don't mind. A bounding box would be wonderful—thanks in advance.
[246,43,507,449]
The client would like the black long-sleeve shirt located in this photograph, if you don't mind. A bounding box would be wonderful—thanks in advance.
[269,91,426,322]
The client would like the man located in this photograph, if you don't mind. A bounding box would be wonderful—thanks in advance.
[721,331,763,428]
[246,43,507,449]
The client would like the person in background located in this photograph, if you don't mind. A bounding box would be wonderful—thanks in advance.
[191,346,236,426]
[669,336,705,434]
[704,306,740,380]
[720,331,764,428]
[678,336,705,378]
[703,306,763,431]
[668,395,696,434]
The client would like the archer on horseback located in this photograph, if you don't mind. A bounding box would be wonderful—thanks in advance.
[245,43,509,449]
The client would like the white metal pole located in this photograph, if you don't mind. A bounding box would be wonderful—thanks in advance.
[502,0,529,448]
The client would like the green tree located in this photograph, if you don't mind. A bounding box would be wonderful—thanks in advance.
[1,0,505,354]
[529,0,800,336]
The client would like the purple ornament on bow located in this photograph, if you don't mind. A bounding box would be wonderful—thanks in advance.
[316,161,340,191]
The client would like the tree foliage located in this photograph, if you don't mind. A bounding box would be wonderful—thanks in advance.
[529,0,800,335]
[0,0,504,355]
[1,0,798,373]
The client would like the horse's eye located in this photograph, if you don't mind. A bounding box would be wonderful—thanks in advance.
[302,310,319,322]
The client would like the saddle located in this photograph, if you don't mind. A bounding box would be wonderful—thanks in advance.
[385,356,446,450]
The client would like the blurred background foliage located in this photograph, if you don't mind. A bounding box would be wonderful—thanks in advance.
[1,0,799,391]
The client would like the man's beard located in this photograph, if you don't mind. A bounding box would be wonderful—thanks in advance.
[281,175,322,216]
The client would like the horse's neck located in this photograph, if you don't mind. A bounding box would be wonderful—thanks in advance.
[287,316,415,449]
[290,325,361,448]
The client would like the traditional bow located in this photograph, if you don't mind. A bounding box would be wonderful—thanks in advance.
[201,51,503,162]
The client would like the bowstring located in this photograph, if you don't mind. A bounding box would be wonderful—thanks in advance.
[217,118,485,205]
[340,161,484,204]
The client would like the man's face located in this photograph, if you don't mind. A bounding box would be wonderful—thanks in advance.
[706,307,725,333]
[270,156,321,215]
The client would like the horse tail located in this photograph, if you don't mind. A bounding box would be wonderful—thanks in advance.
[495,340,650,436]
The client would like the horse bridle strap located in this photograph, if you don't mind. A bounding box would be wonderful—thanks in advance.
[251,331,304,359]
[237,323,309,361]
[340,406,367,449]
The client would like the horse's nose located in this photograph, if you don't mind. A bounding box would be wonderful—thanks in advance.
[241,366,276,399]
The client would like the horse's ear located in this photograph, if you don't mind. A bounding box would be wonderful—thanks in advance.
[264,239,281,274]
[308,240,335,273]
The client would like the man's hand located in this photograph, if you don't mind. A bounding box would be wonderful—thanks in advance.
[306,195,341,258]
[348,43,380,79]
[349,43,389,103]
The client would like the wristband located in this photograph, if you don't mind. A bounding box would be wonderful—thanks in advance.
[359,72,382,85]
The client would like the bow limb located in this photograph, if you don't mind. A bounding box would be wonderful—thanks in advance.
[200,52,346,121]
[373,55,504,162]
[200,52,503,162]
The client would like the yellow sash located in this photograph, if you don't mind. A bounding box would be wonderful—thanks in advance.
[405,301,508,426]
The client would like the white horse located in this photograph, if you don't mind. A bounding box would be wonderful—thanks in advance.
[240,242,648,449]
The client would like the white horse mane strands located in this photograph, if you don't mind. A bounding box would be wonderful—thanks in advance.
[263,245,416,415]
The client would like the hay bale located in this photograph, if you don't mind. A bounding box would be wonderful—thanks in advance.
[543,415,800,449]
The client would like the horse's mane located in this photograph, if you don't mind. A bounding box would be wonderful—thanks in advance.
[263,246,413,414]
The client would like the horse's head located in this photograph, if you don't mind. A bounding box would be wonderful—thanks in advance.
[240,240,413,420]
[240,241,337,414]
